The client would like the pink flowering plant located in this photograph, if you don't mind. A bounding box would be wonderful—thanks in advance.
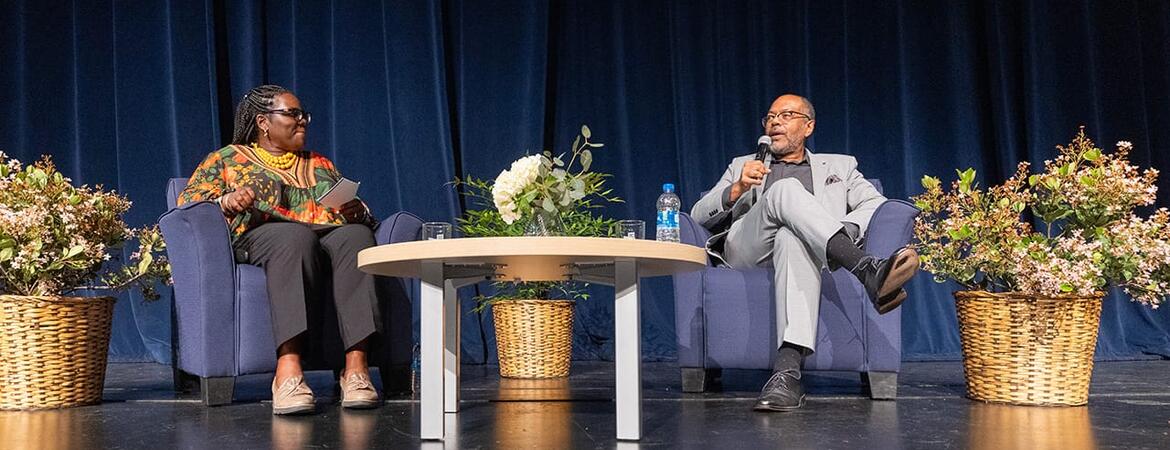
[0,153,171,300]
[912,128,1170,306]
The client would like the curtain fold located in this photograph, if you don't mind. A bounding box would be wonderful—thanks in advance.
[2,0,1168,363]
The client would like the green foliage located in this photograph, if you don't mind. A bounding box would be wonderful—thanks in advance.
[912,128,1170,305]
[0,152,171,299]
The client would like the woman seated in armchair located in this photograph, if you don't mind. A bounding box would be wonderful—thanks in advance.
[178,84,381,415]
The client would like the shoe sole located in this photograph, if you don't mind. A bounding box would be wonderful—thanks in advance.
[272,404,316,415]
[877,247,919,300]
[752,396,806,412]
[876,289,907,315]
[341,399,380,409]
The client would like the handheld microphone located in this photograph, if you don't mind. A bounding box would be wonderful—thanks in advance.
[755,135,772,161]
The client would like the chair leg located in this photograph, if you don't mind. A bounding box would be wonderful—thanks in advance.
[681,368,720,393]
[173,367,199,393]
[379,364,411,395]
[200,376,236,406]
[861,371,898,400]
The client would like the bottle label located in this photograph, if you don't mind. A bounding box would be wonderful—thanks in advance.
[657,210,678,228]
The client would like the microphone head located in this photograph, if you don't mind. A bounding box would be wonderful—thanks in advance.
[757,135,772,146]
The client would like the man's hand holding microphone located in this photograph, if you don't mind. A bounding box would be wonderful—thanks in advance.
[728,136,773,203]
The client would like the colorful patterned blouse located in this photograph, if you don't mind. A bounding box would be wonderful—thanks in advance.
[177,144,370,241]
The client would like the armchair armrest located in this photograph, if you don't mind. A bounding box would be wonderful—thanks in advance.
[861,199,919,257]
[374,211,424,245]
[674,212,711,367]
[158,201,238,377]
[859,199,920,372]
[372,211,425,366]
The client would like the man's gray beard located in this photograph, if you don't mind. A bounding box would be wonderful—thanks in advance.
[771,142,799,157]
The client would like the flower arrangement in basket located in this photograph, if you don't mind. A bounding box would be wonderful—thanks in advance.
[0,152,172,410]
[911,128,1170,405]
[455,125,622,378]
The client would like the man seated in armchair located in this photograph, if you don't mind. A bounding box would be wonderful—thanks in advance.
[690,94,918,412]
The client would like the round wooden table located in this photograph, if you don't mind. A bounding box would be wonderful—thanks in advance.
[358,236,708,441]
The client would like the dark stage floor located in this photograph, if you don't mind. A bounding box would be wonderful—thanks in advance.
[2,360,1169,449]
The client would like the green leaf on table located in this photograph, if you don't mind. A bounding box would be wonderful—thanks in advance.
[581,125,591,139]
[541,197,555,213]
[1028,174,1040,186]
[1082,148,1101,162]
[581,150,593,172]
[1060,283,1074,293]
[0,247,12,262]
[552,169,566,180]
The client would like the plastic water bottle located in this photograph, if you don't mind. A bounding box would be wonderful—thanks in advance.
[656,183,681,242]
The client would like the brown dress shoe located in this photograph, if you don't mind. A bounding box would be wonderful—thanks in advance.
[272,376,316,415]
[340,372,380,409]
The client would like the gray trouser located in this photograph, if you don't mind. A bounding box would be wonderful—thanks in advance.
[723,179,844,351]
[234,222,381,350]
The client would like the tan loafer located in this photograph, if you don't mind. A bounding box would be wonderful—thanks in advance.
[272,376,316,415]
[340,372,380,409]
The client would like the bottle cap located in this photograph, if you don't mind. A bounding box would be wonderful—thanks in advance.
[663,183,675,193]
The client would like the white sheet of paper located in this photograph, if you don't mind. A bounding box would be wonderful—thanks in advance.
[317,177,360,209]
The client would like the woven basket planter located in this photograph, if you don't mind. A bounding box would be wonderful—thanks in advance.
[492,299,574,378]
[0,295,116,410]
[954,291,1103,406]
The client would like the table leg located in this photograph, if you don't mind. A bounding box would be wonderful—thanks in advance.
[613,259,642,440]
[443,279,461,413]
[420,262,445,440]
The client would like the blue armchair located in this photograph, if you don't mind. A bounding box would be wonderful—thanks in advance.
[673,181,919,399]
[159,178,420,405]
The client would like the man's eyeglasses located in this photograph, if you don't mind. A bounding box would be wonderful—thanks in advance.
[266,108,312,124]
[761,110,811,127]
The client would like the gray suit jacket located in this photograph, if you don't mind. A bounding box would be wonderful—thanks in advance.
[690,150,887,263]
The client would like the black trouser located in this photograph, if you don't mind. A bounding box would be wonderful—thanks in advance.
[234,222,381,351]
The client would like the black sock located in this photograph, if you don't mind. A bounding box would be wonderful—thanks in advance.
[826,229,869,272]
[773,342,808,372]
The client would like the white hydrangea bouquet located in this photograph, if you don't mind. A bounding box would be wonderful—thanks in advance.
[454,125,623,307]
[0,152,171,300]
[912,129,1170,306]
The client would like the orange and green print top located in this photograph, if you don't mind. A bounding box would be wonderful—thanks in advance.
[177,144,365,241]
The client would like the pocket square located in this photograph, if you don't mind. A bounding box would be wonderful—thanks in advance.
[825,174,843,185]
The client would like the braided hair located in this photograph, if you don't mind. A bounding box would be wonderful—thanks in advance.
[231,85,291,145]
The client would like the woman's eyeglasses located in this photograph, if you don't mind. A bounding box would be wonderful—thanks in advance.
[266,108,312,124]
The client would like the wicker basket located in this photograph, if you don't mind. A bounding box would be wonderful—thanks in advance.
[954,291,1103,406]
[0,295,116,410]
[492,299,574,378]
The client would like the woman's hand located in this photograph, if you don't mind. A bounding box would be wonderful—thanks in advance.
[339,199,371,224]
[218,187,255,217]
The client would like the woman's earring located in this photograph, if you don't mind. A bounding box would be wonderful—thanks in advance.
[263,128,269,138]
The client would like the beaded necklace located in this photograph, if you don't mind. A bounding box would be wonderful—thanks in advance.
[252,142,298,170]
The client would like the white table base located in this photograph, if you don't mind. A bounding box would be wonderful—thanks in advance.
[416,260,643,441]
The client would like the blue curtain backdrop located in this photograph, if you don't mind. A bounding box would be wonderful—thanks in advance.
[2,0,1169,364]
